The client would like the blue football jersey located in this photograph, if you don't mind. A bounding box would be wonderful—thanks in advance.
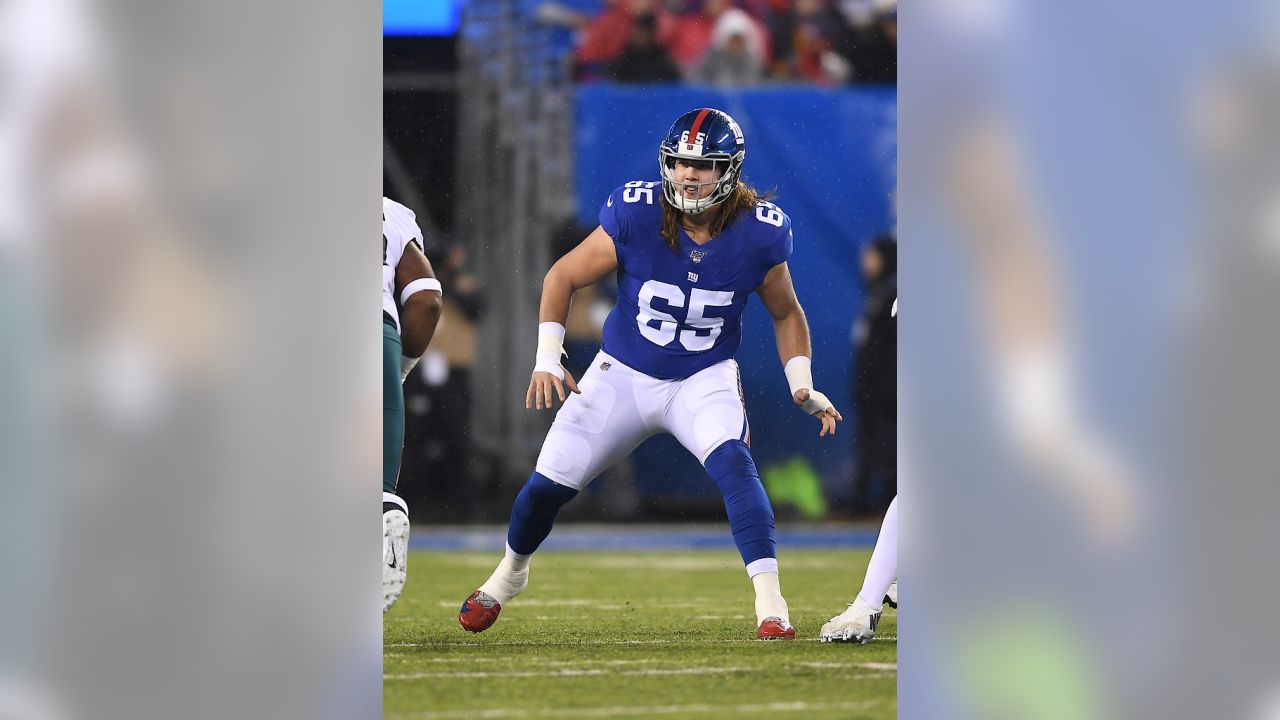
[599,181,793,380]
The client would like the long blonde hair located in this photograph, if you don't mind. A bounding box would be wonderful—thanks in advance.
[660,182,775,252]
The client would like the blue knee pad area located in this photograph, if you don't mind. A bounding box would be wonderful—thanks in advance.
[507,472,580,555]
[704,440,776,565]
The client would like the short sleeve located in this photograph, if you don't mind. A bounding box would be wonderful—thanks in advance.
[599,186,628,245]
[383,197,425,259]
[765,211,793,267]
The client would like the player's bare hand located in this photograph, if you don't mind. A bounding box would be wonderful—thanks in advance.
[793,388,843,437]
[814,407,841,437]
[526,369,581,410]
[562,371,580,395]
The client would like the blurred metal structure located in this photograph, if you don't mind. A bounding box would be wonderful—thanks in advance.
[384,140,444,249]
[457,0,576,476]
[383,41,454,255]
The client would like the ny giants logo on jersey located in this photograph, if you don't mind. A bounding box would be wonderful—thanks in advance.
[679,130,707,154]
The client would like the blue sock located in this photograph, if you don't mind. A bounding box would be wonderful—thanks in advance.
[507,472,579,555]
[703,440,776,565]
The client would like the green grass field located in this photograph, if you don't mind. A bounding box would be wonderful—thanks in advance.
[384,549,896,719]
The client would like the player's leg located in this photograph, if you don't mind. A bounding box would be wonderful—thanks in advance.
[858,494,899,607]
[822,495,898,643]
[666,360,793,639]
[382,320,411,612]
[460,353,654,632]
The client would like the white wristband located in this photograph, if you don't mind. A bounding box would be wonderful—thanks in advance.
[400,277,442,305]
[400,354,421,383]
[783,356,813,397]
[536,322,566,356]
[534,322,566,380]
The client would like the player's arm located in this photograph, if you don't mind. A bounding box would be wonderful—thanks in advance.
[756,261,843,437]
[528,225,619,410]
[394,241,443,375]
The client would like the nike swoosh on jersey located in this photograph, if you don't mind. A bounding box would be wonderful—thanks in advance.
[607,196,614,207]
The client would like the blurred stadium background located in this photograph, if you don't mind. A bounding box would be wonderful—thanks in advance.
[384,0,898,528]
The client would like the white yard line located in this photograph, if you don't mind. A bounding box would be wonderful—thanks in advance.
[385,666,750,680]
[384,661,896,676]
[386,635,896,647]
[383,656,896,672]
[543,659,659,667]
[429,599,708,609]
[387,700,884,719]
[569,556,857,571]
[796,661,898,671]
[383,657,661,666]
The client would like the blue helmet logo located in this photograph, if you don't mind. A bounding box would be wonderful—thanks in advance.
[658,108,746,215]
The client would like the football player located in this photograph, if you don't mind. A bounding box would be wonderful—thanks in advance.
[822,298,898,644]
[383,196,442,612]
[820,495,898,643]
[458,108,842,640]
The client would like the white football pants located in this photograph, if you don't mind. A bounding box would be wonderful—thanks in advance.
[535,350,750,491]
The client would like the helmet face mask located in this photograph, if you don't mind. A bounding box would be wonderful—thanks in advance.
[658,108,745,215]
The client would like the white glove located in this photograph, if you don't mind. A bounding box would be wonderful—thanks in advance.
[783,356,835,415]
[798,388,835,416]
[400,354,421,383]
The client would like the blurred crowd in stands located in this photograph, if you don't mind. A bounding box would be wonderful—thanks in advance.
[401,241,491,521]
[536,0,896,86]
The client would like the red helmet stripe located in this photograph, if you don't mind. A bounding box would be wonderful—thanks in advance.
[685,108,712,152]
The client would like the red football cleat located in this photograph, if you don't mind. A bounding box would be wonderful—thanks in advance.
[757,616,796,640]
[458,590,502,632]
